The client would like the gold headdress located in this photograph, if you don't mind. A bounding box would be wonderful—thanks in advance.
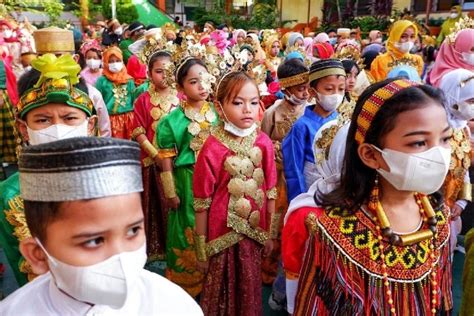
[332,44,365,69]
[446,17,474,45]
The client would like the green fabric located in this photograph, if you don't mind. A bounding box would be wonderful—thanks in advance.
[157,105,218,167]
[119,39,133,64]
[0,172,28,286]
[132,80,149,105]
[94,76,135,115]
[0,61,6,89]
[461,228,474,316]
[132,0,173,27]
[437,12,463,46]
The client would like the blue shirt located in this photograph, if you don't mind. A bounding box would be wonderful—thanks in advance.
[282,105,338,201]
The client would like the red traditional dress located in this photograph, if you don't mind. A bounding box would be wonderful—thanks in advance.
[193,125,277,316]
[131,85,179,260]
[293,197,452,315]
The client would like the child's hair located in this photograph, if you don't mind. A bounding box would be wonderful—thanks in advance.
[423,46,436,63]
[18,68,41,96]
[23,200,63,242]
[176,58,207,87]
[341,59,359,76]
[277,58,308,80]
[147,51,172,71]
[216,71,259,106]
[318,78,446,211]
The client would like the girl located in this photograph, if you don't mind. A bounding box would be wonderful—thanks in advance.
[193,71,276,315]
[132,51,179,261]
[341,59,359,102]
[370,20,424,82]
[294,79,453,315]
[80,41,102,86]
[157,58,218,297]
[95,47,135,139]
[282,59,346,202]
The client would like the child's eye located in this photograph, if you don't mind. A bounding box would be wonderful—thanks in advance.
[251,101,259,106]
[83,237,104,248]
[232,101,242,106]
[127,226,142,237]
[442,136,451,144]
[65,116,79,122]
[409,141,426,148]
[35,118,50,124]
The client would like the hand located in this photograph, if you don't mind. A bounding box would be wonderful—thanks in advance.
[167,196,180,210]
[196,260,209,274]
[451,204,463,220]
[263,239,273,257]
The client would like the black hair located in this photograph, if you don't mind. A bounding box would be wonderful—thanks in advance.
[341,59,359,75]
[24,200,63,242]
[361,50,379,71]
[147,51,172,71]
[326,28,337,34]
[318,78,446,211]
[146,24,157,30]
[176,58,207,87]
[79,48,102,70]
[277,58,309,80]
[423,46,436,63]
[18,68,41,96]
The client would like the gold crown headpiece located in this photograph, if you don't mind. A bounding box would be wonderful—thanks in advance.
[387,56,419,69]
[446,17,474,45]
[332,45,365,69]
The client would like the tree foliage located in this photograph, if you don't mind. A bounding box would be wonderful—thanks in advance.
[0,0,65,26]
[101,0,139,24]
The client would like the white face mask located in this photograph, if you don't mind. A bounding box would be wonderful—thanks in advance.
[27,119,89,145]
[455,100,474,121]
[317,93,344,112]
[86,59,102,70]
[224,121,257,137]
[450,13,458,19]
[2,29,12,38]
[462,52,474,66]
[108,62,124,73]
[24,65,32,72]
[374,38,383,44]
[285,93,307,106]
[395,41,414,53]
[374,146,451,195]
[36,239,147,309]
[114,27,123,35]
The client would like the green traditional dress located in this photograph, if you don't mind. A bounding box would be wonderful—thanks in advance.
[118,38,133,64]
[131,80,149,104]
[157,102,218,297]
[0,172,32,286]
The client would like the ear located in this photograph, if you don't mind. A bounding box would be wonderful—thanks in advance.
[214,100,225,119]
[357,143,389,171]
[19,237,50,275]
[87,115,98,136]
[17,119,29,142]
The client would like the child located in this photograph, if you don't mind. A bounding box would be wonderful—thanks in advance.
[157,57,218,297]
[95,47,135,139]
[293,79,453,314]
[0,137,203,315]
[193,71,277,315]
[132,50,179,260]
[260,58,309,297]
[80,40,103,86]
[282,59,346,202]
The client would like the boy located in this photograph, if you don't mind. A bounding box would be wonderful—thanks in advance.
[0,137,203,315]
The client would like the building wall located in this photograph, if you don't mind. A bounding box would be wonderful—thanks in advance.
[392,0,412,11]
[278,0,323,25]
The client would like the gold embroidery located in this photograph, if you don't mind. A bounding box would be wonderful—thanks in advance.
[112,83,128,113]
[157,147,177,159]
[270,212,281,239]
[193,197,212,210]
[206,231,244,257]
[183,102,215,156]
[131,126,146,140]
[5,196,31,241]
[305,212,319,234]
[267,187,277,200]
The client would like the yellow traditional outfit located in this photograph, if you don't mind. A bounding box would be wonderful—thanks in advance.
[370,20,424,82]
[437,5,463,46]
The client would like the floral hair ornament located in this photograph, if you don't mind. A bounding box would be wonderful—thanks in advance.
[17,53,93,118]
[354,79,419,145]
[332,43,365,69]
[80,40,101,57]
[446,16,474,45]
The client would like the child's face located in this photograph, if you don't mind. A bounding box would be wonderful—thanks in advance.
[237,33,245,44]
[286,82,310,101]
[149,57,171,89]
[22,103,88,131]
[374,103,451,171]
[85,50,100,60]
[44,193,145,267]
[312,75,346,97]
[180,64,209,102]
[222,81,260,129]
[270,41,280,57]
[108,55,122,63]
[345,66,358,92]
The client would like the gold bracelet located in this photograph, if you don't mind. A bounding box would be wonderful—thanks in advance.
[459,183,473,202]
[160,171,177,199]
[269,212,281,239]
[193,232,207,262]
[141,140,158,159]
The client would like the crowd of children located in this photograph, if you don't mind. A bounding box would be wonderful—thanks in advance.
[0,7,473,315]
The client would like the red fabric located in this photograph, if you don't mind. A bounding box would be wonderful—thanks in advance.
[281,206,324,277]
[2,58,18,106]
[313,42,334,59]
[193,131,277,243]
[126,55,147,86]
[110,111,134,139]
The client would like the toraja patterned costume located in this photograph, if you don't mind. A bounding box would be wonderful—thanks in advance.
[131,85,179,260]
[260,99,305,283]
[0,60,19,164]
[282,105,338,202]
[293,199,452,315]
[157,102,217,297]
[193,125,277,316]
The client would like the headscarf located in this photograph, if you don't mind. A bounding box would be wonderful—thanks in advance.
[313,42,334,59]
[387,20,418,59]
[368,30,381,43]
[439,68,474,128]
[430,28,474,87]
[304,37,313,57]
[247,33,266,61]
[387,64,421,82]
[314,32,329,44]
[232,29,246,44]
[288,32,304,47]
[437,5,463,45]
[102,47,132,84]
[264,35,280,57]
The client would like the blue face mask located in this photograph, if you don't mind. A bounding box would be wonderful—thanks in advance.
[329,38,337,46]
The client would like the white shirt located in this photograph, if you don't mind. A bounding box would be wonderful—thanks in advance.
[0,270,203,316]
